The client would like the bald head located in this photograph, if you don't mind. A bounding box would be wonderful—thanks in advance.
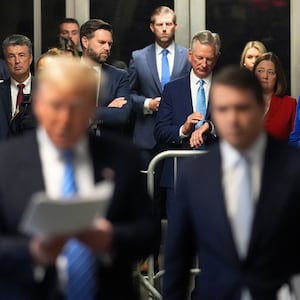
[34,57,98,149]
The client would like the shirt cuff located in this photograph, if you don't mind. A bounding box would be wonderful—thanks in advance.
[143,98,153,115]
[179,125,189,139]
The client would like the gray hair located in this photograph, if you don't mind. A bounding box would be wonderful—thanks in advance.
[2,34,32,55]
[190,30,221,56]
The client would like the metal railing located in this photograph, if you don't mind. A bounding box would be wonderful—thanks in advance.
[140,149,207,300]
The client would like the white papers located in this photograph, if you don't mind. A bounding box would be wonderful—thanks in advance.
[19,180,114,236]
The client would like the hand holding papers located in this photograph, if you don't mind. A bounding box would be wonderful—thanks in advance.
[19,180,114,236]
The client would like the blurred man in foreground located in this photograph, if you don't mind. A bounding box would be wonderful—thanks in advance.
[163,66,300,299]
[0,57,158,300]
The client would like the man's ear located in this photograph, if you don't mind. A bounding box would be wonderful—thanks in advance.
[81,36,88,50]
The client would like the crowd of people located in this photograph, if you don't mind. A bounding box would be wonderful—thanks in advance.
[0,4,300,300]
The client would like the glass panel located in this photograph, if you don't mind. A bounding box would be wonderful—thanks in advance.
[41,0,66,52]
[0,0,33,58]
[206,0,291,91]
[90,0,174,67]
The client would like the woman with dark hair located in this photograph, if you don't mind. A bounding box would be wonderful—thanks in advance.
[253,52,296,141]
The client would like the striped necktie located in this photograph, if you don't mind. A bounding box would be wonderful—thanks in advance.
[61,150,95,300]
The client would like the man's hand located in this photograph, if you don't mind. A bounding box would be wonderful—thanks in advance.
[76,218,113,255]
[30,234,69,266]
[148,97,161,112]
[190,122,210,148]
[108,97,127,108]
[182,112,204,135]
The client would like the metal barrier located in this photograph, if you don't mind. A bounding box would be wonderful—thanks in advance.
[139,150,207,300]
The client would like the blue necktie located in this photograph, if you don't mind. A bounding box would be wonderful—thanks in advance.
[61,150,95,300]
[161,48,170,90]
[195,79,206,129]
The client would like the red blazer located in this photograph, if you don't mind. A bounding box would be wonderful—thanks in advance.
[264,94,296,141]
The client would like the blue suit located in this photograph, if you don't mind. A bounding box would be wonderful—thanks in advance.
[163,137,300,300]
[289,96,300,147]
[96,63,132,133]
[129,43,190,151]
[154,74,215,188]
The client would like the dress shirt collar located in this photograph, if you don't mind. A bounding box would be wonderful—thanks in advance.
[220,132,267,172]
[155,41,175,56]
[36,126,89,161]
[80,56,102,73]
[11,73,31,88]
[190,69,212,87]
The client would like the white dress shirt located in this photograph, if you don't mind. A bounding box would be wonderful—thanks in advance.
[220,132,267,300]
[10,74,31,116]
[144,41,175,114]
[179,70,212,138]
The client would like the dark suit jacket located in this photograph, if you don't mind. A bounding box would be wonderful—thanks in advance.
[0,132,159,300]
[0,78,35,140]
[129,43,190,150]
[163,136,300,300]
[154,74,215,187]
[96,63,132,133]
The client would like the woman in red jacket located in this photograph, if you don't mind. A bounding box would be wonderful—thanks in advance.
[253,52,296,141]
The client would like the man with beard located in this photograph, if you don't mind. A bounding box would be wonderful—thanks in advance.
[80,19,131,135]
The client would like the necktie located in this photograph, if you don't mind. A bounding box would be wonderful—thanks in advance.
[232,155,253,259]
[195,79,206,129]
[161,48,170,90]
[61,150,95,300]
[16,83,25,109]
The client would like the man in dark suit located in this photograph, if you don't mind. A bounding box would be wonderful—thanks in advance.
[80,19,132,135]
[0,34,35,140]
[154,30,220,208]
[129,6,190,168]
[0,57,158,300]
[163,66,300,299]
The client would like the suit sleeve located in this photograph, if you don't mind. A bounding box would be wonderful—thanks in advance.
[107,143,160,260]
[162,170,196,300]
[128,55,149,114]
[154,83,183,145]
[95,70,132,126]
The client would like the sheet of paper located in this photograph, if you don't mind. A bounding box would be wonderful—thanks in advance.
[19,180,114,236]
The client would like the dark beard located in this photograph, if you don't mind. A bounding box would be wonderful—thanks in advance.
[87,47,107,65]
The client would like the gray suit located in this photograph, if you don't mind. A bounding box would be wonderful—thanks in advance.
[129,43,190,153]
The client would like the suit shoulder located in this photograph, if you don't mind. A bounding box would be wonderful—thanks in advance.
[175,44,189,52]
[164,74,189,89]
[103,63,128,75]
[132,44,154,56]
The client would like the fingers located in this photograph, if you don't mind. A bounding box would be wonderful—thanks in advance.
[108,97,127,108]
[190,130,204,148]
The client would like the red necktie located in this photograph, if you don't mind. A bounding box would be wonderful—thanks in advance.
[16,83,25,108]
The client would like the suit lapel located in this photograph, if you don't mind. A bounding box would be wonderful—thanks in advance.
[247,137,288,260]
[197,145,239,263]
[146,44,161,93]
[171,45,187,80]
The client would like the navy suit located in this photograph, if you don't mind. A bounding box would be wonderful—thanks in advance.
[154,74,215,188]
[129,43,190,151]
[0,78,35,140]
[163,137,300,300]
[96,63,132,133]
[0,132,159,300]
